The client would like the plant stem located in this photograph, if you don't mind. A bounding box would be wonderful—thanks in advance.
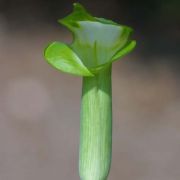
[79,65,112,180]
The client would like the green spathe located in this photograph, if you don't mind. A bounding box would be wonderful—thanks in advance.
[44,42,93,76]
[45,3,136,76]
[44,3,136,180]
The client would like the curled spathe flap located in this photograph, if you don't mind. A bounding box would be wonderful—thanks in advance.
[44,3,136,76]
[44,42,93,76]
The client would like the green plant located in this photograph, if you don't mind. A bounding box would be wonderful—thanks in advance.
[44,3,136,180]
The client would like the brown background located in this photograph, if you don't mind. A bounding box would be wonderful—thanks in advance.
[0,0,180,179]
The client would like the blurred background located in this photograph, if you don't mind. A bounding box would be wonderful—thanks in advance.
[0,0,180,179]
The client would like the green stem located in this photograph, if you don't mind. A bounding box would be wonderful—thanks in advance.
[79,65,112,180]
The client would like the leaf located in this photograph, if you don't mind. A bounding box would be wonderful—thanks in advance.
[44,42,94,76]
[111,40,136,61]
[89,41,136,73]
[59,3,95,30]
[59,3,119,29]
